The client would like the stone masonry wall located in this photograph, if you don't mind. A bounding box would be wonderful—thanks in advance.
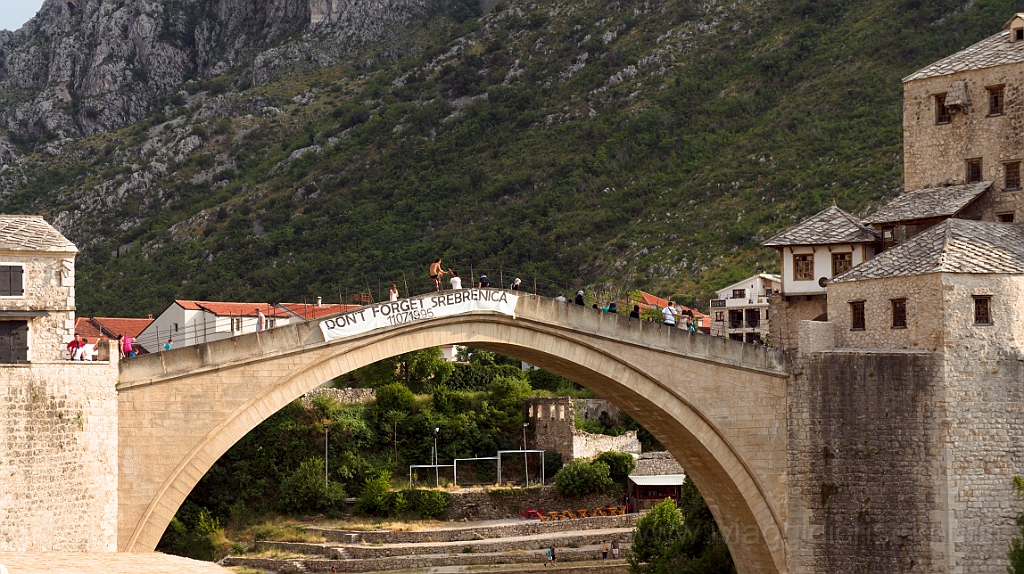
[827,274,944,351]
[443,485,624,521]
[572,430,640,460]
[632,452,683,476]
[0,346,119,552]
[787,350,947,574]
[528,397,575,460]
[939,273,1024,573]
[0,254,76,361]
[768,294,827,352]
[301,387,376,407]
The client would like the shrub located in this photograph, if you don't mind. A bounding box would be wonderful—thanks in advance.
[355,470,393,516]
[391,491,412,515]
[595,451,636,485]
[554,459,614,497]
[278,458,346,513]
[374,383,415,415]
[629,498,684,568]
[408,489,452,519]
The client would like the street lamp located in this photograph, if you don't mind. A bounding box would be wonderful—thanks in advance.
[323,419,332,491]
[523,422,530,487]
[433,427,440,488]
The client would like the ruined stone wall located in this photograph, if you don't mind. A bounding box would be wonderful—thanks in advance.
[826,274,944,351]
[632,452,683,476]
[903,65,1024,219]
[575,399,621,425]
[787,350,948,573]
[0,346,119,552]
[443,485,624,521]
[767,294,827,352]
[527,397,575,460]
[572,430,640,460]
[301,386,375,407]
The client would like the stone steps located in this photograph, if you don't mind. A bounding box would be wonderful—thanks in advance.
[305,514,638,544]
[256,527,633,559]
[222,544,632,573]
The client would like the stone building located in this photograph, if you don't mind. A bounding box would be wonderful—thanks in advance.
[709,273,780,343]
[526,397,640,462]
[0,217,120,552]
[763,206,880,350]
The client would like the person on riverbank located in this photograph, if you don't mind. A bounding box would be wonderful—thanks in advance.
[450,271,462,290]
[601,539,609,560]
[611,538,619,559]
[390,283,400,301]
[545,545,557,566]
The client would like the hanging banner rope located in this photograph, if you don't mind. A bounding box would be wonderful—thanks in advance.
[320,289,518,341]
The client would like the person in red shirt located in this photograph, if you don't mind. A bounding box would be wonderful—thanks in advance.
[67,334,82,360]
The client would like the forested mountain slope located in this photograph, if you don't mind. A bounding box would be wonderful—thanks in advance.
[0,0,1017,317]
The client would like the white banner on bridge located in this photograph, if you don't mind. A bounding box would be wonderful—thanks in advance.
[319,289,519,341]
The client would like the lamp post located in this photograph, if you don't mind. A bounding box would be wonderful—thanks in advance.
[323,420,332,491]
[523,422,530,487]
[433,427,440,488]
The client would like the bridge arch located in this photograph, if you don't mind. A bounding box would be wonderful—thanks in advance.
[117,295,788,573]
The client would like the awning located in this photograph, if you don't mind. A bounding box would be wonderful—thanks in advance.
[628,474,687,486]
[0,310,50,318]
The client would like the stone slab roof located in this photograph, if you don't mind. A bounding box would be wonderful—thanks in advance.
[763,206,880,247]
[0,216,77,253]
[831,219,1024,282]
[862,182,992,225]
[904,29,1024,82]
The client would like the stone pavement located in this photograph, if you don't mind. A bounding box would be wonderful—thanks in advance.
[0,552,230,574]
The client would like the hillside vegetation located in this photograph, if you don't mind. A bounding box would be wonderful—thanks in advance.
[1,0,1020,316]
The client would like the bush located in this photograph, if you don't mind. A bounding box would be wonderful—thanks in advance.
[355,470,393,516]
[407,489,452,519]
[554,459,614,497]
[278,457,346,513]
[595,451,636,485]
[629,499,684,569]
[374,383,415,415]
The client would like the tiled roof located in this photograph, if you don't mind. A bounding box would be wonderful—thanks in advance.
[903,29,1024,82]
[0,216,77,252]
[73,317,105,340]
[831,219,1024,282]
[91,317,153,338]
[636,291,705,318]
[174,300,291,318]
[279,303,362,320]
[862,182,991,225]
[763,206,880,247]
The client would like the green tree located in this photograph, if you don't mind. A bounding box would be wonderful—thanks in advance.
[554,459,615,497]
[278,457,346,513]
[595,451,636,485]
[354,348,453,393]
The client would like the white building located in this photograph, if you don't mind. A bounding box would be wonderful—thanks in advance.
[709,273,781,343]
[137,300,293,351]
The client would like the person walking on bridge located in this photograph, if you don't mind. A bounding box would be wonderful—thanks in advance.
[390,283,400,301]
[662,303,676,327]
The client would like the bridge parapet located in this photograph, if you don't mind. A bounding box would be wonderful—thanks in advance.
[118,292,787,386]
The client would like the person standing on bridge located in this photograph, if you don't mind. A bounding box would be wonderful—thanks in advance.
[511,278,522,291]
[450,271,462,290]
[575,290,585,305]
[478,274,490,288]
[390,283,400,301]
[629,304,641,319]
[165,338,174,351]
[256,308,266,332]
[429,258,448,291]
[662,303,676,327]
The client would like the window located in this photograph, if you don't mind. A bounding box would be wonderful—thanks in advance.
[731,289,746,299]
[745,309,761,328]
[850,302,865,330]
[232,317,243,332]
[728,310,743,329]
[891,299,907,328]
[832,252,853,276]
[173,322,179,333]
[1017,28,1024,41]
[0,265,24,297]
[936,94,952,124]
[1006,161,1021,191]
[989,86,1005,115]
[998,212,1015,223]
[974,296,991,325]
[794,254,814,281]
[0,320,28,363]
[967,158,983,183]
[715,311,724,322]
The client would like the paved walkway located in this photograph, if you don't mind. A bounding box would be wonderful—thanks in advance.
[0,552,229,574]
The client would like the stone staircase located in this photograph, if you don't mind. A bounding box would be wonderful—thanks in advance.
[220,514,637,573]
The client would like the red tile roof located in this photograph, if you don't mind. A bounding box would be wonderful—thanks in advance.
[174,300,290,318]
[636,291,706,318]
[73,317,105,341]
[279,303,362,320]
[74,317,153,340]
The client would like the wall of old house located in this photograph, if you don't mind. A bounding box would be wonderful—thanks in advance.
[767,294,827,352]
[826,274,944,351]
[0,253,77,361]
[903,65,1024,220]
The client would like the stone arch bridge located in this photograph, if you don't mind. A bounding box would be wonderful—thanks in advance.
[117,292,790,573]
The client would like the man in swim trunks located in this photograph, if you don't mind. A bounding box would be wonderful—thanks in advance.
[429,258,448,291]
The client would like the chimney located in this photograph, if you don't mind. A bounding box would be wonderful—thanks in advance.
[316,297,322,307]
[148,314,153,319]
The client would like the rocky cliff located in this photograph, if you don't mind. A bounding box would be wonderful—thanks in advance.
[0,0,433,141]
